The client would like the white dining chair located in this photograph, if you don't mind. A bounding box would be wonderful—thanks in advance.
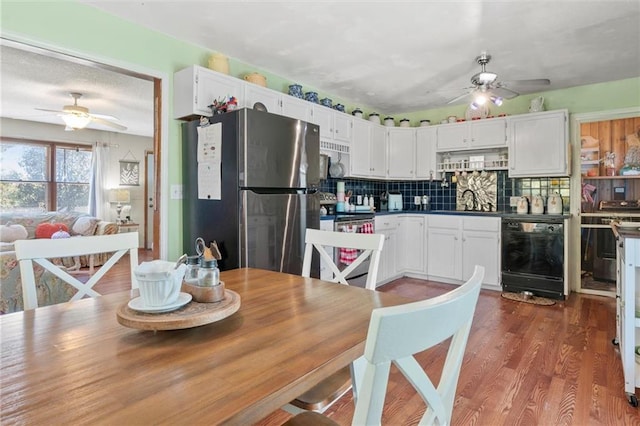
[284,228,385,415]
[15,232,139,310]
[284,265,485,426]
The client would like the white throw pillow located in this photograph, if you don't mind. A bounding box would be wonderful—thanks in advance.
[72,216,99,236]
[0,223,28,243]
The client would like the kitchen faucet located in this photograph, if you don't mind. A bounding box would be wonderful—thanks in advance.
[461,189,478,211]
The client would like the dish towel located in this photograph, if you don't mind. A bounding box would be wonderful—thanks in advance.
[338,225,358,265]
[360,222,374,234]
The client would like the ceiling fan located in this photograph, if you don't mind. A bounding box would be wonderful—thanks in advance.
[36,92,127,131]
[447,52,551,109]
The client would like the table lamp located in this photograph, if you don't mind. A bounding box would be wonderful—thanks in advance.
[109,189,131,224]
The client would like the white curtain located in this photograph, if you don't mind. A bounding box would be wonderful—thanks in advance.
[89,142,109,218]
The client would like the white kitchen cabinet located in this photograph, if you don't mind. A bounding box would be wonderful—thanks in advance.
[370,125,387,178]
[173,65,244,119]
[243,83,281,114]
[508,109,569,177]
[281,96,312,122]
[399,215,425,274]
[387,128,416,179]
[350,120,386,178]
[426,214,500,287]
[310,105,352,144]
[319,219,334,281]
[416,127,438,180]
[375,216,401,285]
[435,118,506,152]
[461,216,501,288]
[426,215,463,281]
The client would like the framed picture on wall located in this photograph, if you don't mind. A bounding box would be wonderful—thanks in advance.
[119,160,140,186]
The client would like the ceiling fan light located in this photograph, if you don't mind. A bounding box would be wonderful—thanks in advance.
[490,95,503,106]
[61,114,91,130]
[470,101,480,110]
[478,71,497,84]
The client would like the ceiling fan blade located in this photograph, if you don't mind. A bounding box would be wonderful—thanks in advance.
[501,78,551,86]
[35,107,65,113]
[492,86,520,100]
[91,112,121,121]
[91,116,127,131]
[446,92,472,105]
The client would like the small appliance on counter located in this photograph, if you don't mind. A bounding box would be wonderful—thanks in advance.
[388,192,403,211]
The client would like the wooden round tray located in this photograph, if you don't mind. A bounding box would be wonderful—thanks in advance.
[116,289,240,331]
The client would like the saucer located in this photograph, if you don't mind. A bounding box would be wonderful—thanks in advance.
[128,292,192,314]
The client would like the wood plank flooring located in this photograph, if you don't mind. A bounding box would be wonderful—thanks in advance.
[97,259,640,425]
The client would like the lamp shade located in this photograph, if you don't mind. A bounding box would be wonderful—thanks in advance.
[61,114,91,130]
[109,189,130,204]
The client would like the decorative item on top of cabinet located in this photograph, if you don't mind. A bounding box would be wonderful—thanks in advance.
[173,65,244,119]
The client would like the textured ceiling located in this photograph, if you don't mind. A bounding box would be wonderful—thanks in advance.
[2,1,639,138]
[83,0,640,113]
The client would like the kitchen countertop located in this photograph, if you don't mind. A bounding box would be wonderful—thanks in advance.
[321,210,571,220]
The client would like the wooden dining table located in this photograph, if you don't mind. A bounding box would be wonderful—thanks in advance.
[0,268,411,425]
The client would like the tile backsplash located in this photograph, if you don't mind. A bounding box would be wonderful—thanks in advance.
[320,172,570,213]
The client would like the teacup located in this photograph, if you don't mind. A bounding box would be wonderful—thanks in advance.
[134,260,187,307]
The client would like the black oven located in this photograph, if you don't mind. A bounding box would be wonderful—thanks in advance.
[501,216,564,299]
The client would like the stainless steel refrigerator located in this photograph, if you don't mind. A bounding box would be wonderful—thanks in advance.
[182,108,320,277]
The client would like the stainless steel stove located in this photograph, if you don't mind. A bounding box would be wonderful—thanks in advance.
[593,200,640,282]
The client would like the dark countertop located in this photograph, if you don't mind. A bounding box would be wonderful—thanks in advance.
[321,210,571,220]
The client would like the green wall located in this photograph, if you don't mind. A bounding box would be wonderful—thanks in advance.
[2,1,639,260]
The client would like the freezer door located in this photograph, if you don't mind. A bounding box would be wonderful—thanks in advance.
[240,190,320,277]
[239,109,320,189]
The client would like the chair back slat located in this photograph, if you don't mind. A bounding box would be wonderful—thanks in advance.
[352,265,485,426]
[15,232,140,310]
[301,229,384,290]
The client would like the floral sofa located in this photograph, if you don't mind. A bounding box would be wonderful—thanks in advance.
[0,211,118,314]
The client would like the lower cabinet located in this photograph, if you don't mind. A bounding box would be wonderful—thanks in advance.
[426,214,500,288]
[399,215,425,274]
[319,219,334,281]
[372,213,500,290]
[461,217,501,288]
[426,215,463,281]
[375,216,401,285]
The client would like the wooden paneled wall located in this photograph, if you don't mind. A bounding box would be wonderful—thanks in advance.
[581,117,640,174]
[581,117,640,205]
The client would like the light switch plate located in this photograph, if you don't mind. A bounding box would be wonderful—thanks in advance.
[171,184,183,200]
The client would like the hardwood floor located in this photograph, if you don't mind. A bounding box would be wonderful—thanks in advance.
[96,260,640,425]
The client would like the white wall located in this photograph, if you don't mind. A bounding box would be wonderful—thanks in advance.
[1,117,153,245]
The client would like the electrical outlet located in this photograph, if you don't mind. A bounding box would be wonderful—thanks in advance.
[171,184,183,200]
[509,196,520,207]
[414,196,421,205]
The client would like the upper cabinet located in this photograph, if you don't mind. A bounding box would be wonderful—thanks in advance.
[415,127,437,180]
[508,110,569,177]
[350,119,386,178]
[387,128,416,179]
[310,105,352,144]
[436,118,507,151]
[174,65,244,119]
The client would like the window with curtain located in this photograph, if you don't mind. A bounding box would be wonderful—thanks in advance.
[0,138,93,213]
